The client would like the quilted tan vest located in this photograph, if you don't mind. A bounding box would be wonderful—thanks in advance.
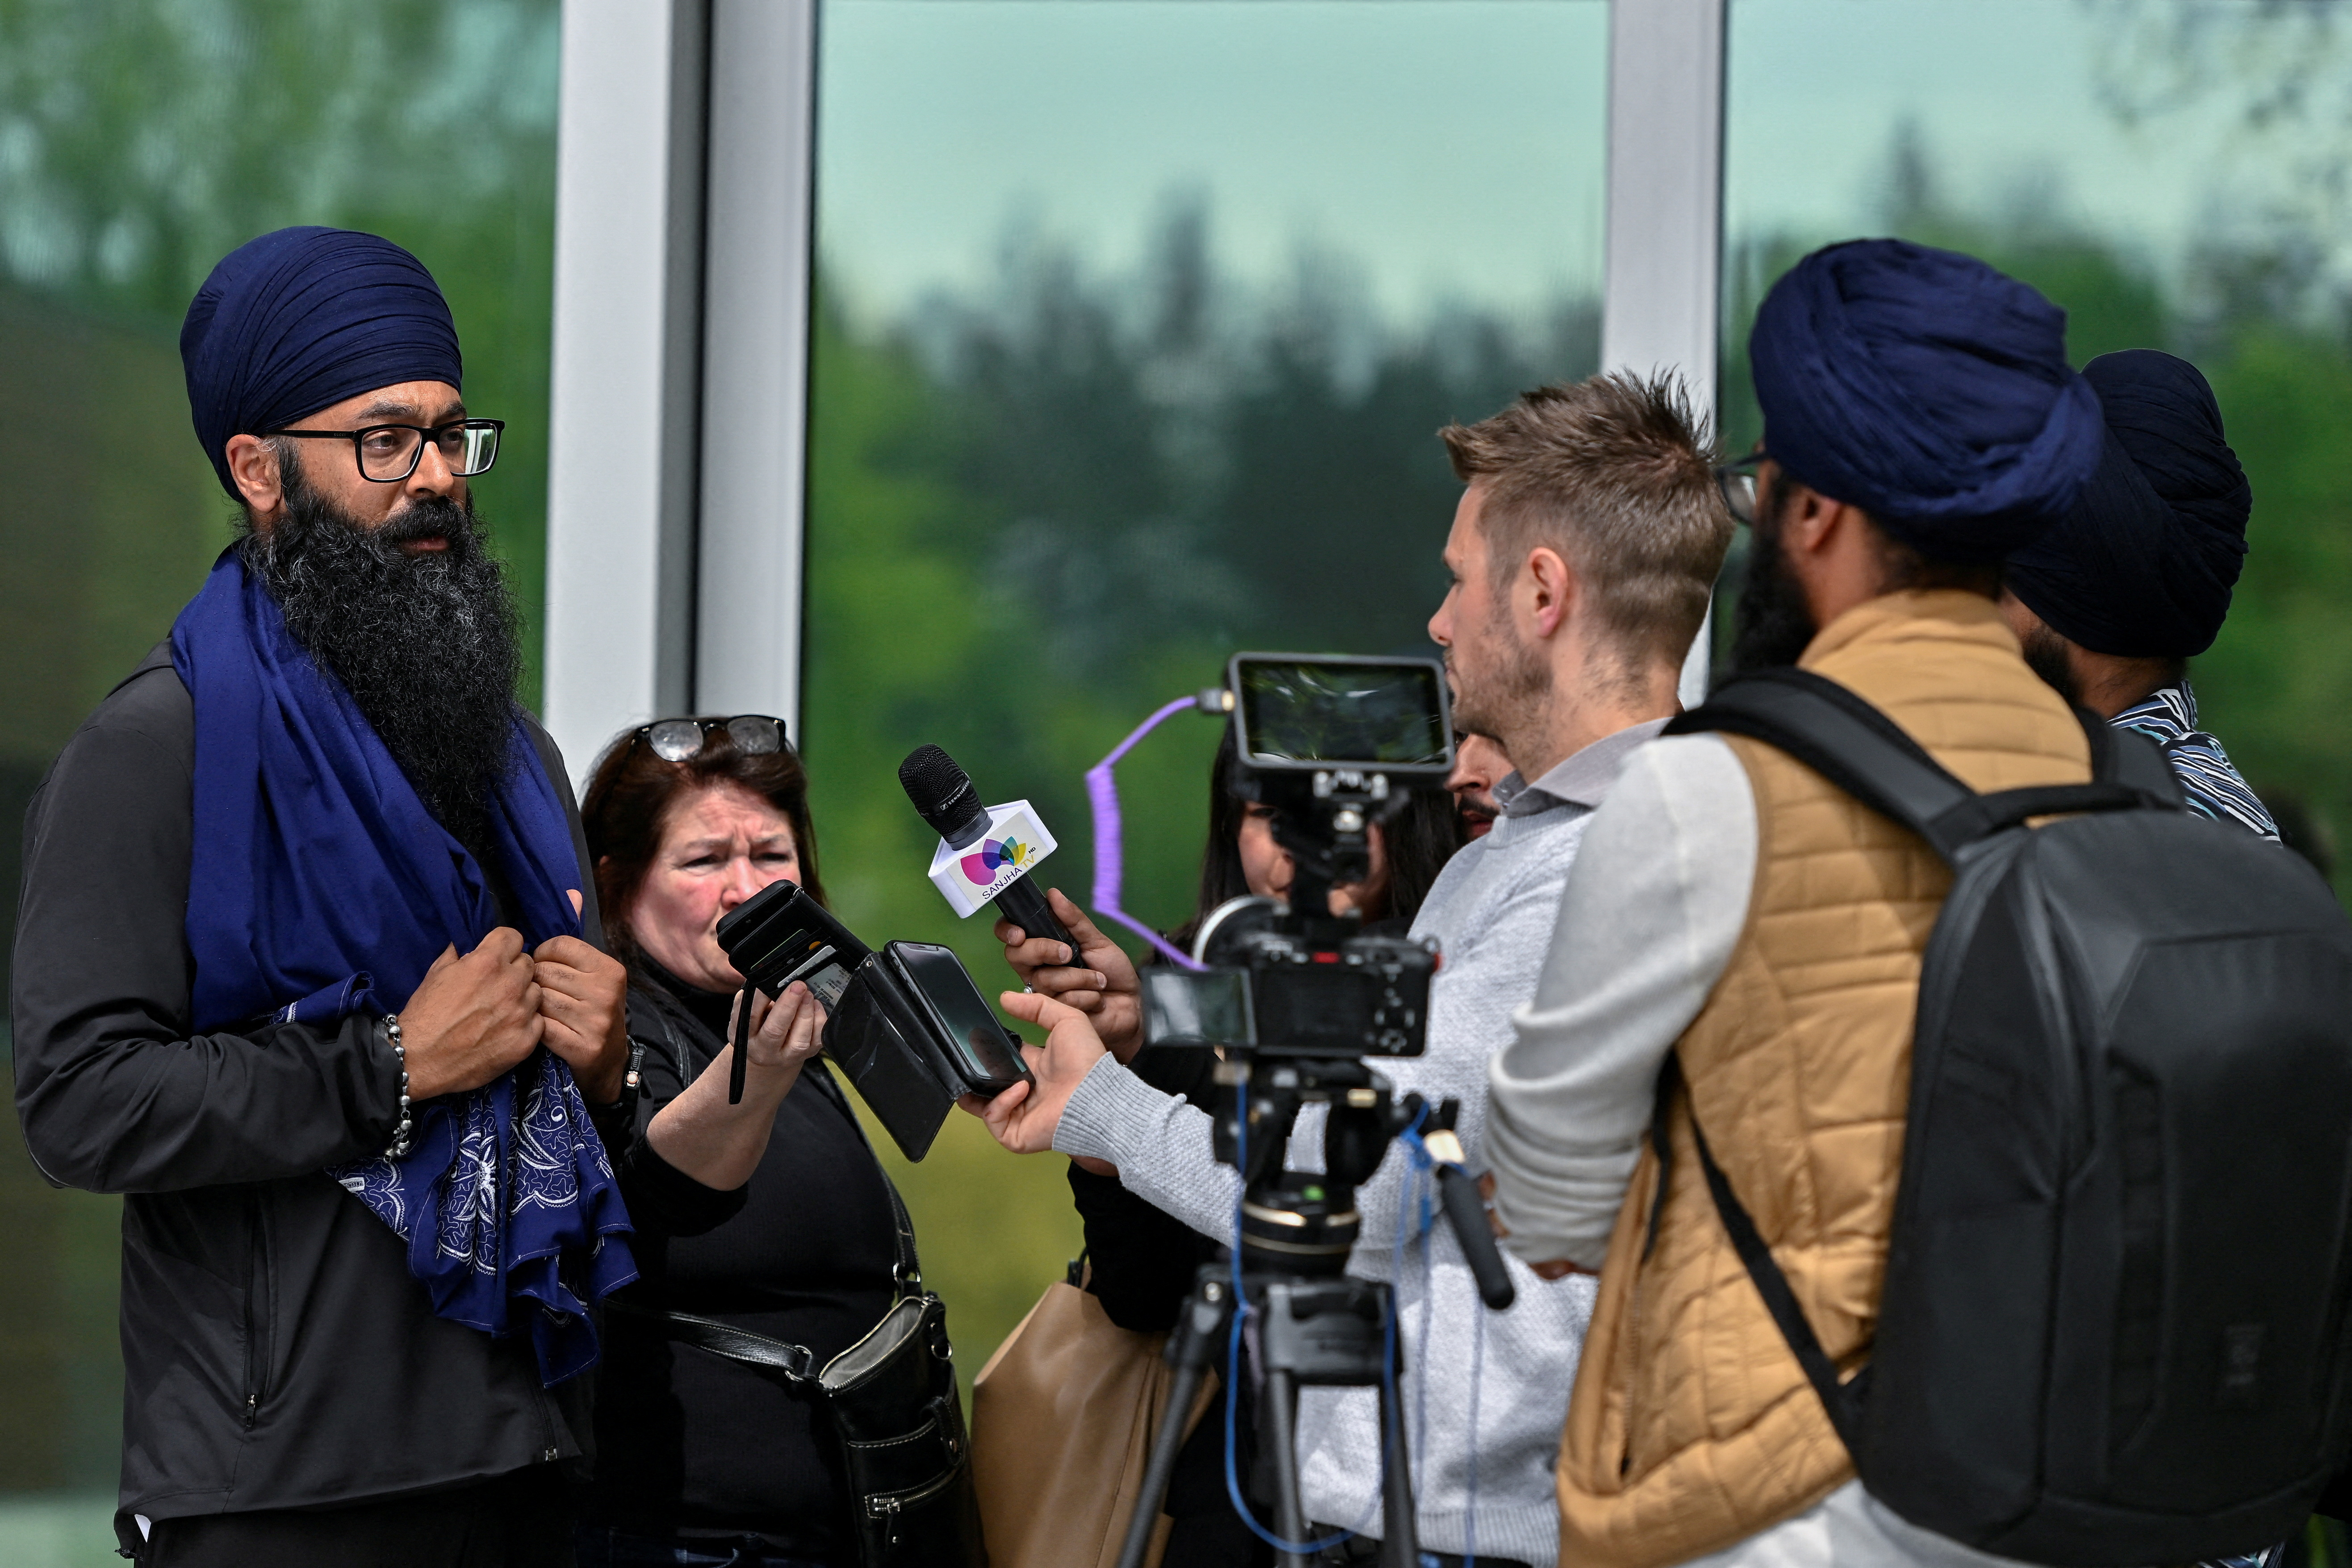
[1554,590,2093,1568]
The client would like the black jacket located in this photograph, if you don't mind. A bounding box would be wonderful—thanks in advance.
[9,644,608,1551]
[588,970,898,1554]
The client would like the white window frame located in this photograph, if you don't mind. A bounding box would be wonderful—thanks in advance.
[543,0,1725,776]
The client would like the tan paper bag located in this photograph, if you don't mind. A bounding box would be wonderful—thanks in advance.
[971,1279,1218,1568]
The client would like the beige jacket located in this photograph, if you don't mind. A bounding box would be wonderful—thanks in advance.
[1556,591,2093,1568]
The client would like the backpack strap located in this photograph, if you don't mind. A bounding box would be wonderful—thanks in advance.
[1665,668,2169,862]
[1654,1054,1869,1452]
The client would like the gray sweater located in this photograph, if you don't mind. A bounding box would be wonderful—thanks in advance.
[1054,719,1666,1563]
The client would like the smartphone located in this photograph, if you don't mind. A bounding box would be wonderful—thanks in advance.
[884,941,1033,1099]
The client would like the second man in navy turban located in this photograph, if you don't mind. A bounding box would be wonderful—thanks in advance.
[1999,348,2279,840]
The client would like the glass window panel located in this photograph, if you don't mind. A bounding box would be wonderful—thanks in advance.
[0,3,557,1553]
[1722,0,2352,882]
[807,0,1607,1372]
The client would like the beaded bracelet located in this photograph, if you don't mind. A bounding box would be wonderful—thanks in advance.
[383,1014,414,1160]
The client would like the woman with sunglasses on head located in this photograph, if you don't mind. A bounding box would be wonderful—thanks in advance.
[574,716,897,1568]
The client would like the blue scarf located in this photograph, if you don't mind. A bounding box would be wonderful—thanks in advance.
[170,549,636,1385]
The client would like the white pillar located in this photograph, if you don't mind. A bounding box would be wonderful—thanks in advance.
[542,0,708,782]
[693,0,818,742]
[1602,0,1727,705]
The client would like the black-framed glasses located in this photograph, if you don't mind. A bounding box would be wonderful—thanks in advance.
[268,418,505,483]
[1716,449,1767,527]
[634,715,788,763]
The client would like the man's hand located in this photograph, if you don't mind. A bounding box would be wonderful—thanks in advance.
[535,930,630,1104]
[960,989,1110,1154]
[1477,1171,1590,1281]
[401,928,543,1100]
[995,888,1145,1062]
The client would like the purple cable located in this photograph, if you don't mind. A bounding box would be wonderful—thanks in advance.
[1085,695,1208,971]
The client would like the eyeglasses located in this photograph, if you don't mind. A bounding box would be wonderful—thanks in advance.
[1716,450,1767,527]
[633,715,788,763]
[268,418,505,483]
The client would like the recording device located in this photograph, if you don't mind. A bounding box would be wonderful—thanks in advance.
[1142,654,1448,1062]
[715,880,1031,1158]
[1101,652,1515,1568]
[898,744,1080,957]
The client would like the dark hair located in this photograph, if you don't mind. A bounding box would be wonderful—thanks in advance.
[1171,729,1465,948]
[579,719,826,970]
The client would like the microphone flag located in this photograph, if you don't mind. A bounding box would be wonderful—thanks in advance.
[924,799,1059,918]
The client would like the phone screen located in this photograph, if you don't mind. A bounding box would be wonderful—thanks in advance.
[1233,657,1451,771]
[891,942,1030,1091]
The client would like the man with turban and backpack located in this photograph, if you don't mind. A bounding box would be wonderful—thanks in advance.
[1484,238,2352,1566]
[13,228,638,1566]
[2000,348,2279,841]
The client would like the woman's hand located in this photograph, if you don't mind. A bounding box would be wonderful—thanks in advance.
[960,989,1109,1154]
[730,981,827,1082]
[995,889,1146,1062]
[645,981,824,1190]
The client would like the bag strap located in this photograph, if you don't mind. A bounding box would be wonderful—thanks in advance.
[606,1297,823,1388]
[1650,1054,1868,1451]
[799,1055,924,1295]
[1665,668,2170,863]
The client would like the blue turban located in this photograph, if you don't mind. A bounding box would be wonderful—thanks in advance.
[2002,350,2250,659]
[1750,238,2106,563]
[181,227,462,498]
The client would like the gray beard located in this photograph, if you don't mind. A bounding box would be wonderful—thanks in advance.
[241,466,523,856]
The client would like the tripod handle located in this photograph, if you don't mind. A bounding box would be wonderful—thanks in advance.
[1435,1163,1516,1310]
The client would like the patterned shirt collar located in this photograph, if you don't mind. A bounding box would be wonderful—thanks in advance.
[2110,680,2281,843]
[2112,681,2201,740]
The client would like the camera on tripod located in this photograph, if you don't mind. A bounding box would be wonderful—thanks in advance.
[1096,652,1519,1568]
[1139,652,1450,1059]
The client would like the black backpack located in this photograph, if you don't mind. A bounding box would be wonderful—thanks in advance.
[1660,667,2352,1564]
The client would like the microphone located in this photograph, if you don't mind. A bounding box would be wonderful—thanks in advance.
[899,745,1080,958]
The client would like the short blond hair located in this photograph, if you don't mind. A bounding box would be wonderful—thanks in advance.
[1440,372,1732,667]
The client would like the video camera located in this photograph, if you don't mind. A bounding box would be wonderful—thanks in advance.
[1140,652,1450,1061]
[714,879,1030,1161]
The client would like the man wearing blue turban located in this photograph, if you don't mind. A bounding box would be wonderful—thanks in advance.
[1486,239,2115,1568]
[13,228,636,1566]
[1999,349,2279,841]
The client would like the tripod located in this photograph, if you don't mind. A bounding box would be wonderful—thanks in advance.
[1110,1061,1513,1568]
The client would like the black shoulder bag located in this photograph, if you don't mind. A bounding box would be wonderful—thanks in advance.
[611,1009,985,1568]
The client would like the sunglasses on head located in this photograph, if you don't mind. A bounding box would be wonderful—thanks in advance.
[633,715,788,763]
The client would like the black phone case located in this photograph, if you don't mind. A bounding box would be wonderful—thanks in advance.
[823,960,958,1163]
[716,880,872,1008]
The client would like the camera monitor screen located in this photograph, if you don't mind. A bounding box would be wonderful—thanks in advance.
[1229,654,1452,776]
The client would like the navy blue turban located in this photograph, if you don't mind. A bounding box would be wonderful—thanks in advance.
[2002,350,2250,658]
[181,226,462,498]
[1750,238,2106,563]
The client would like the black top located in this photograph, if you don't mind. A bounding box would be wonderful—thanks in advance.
[8,644,607,1552]
[589,962,900,1555]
